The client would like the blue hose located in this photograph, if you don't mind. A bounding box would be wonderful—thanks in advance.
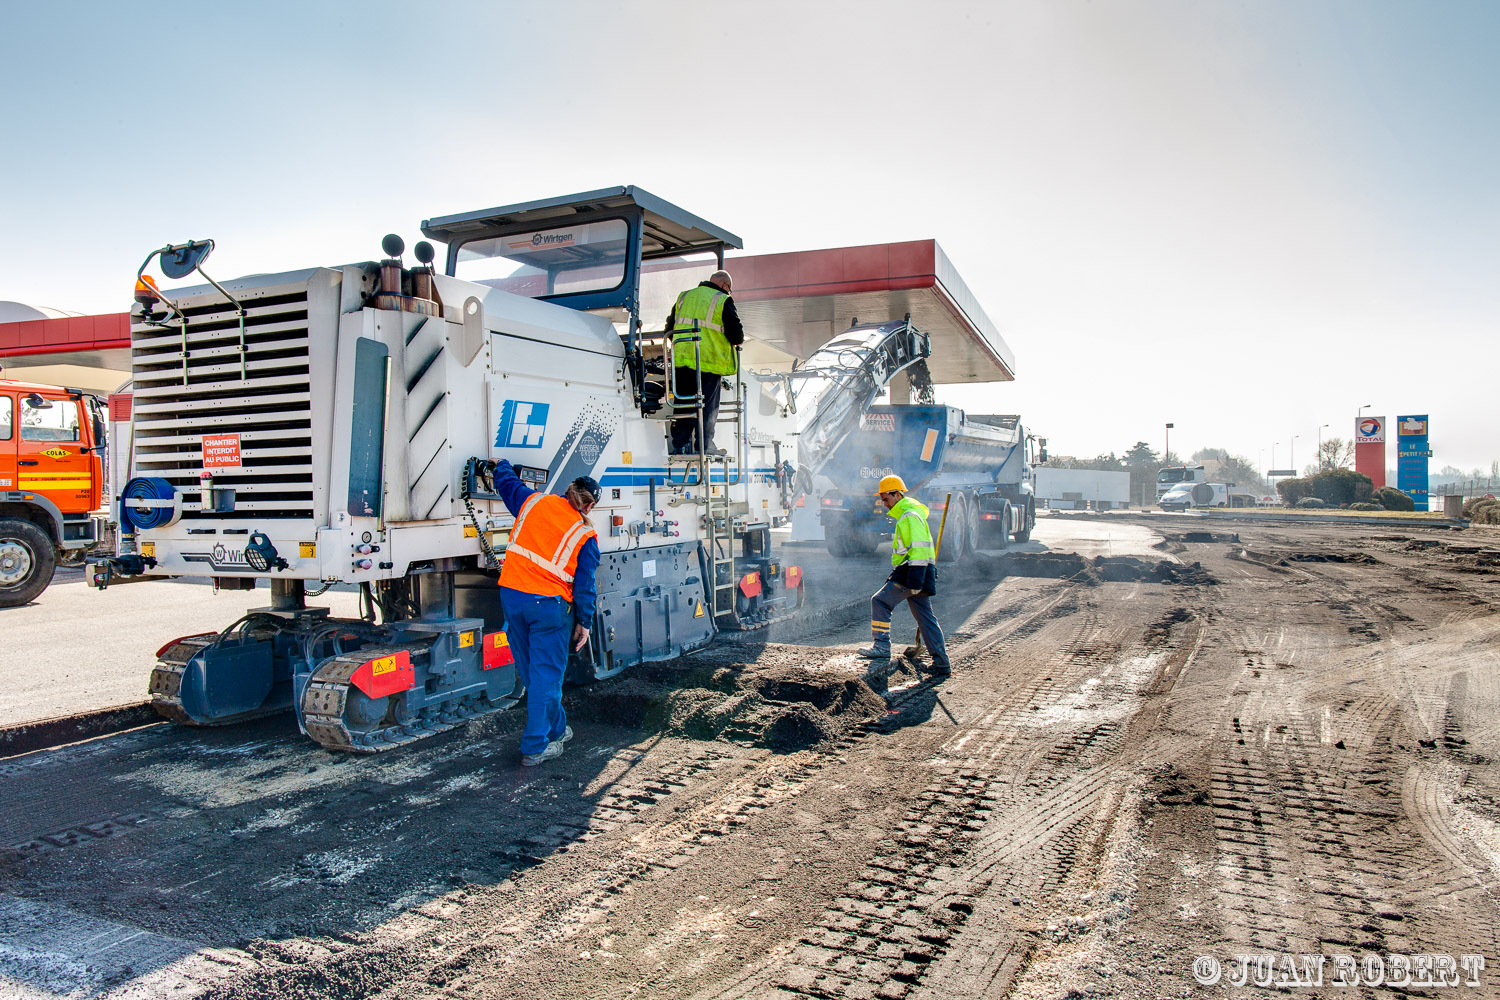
[120,476,180,530]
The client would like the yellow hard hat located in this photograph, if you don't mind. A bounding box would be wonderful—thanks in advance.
[877,475,907,494]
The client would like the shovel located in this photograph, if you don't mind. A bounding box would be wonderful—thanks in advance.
[903,491,952,658]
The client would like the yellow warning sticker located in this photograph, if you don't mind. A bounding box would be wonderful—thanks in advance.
[42,447,70,459]
[694,603,705,618]
[299,542,317,558]
[372,655,397,676]
[464,524,478,538]
[621,451,633,465]
[140,542,155,557]
[459,631,475,648]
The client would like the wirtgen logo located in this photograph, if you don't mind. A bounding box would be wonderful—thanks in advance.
[497,401,549,449]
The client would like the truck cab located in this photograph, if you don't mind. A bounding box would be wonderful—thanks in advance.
[1156,465,1206,504]
[0,380,109,605]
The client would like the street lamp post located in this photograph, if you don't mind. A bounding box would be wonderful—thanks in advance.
[1165,423,1173,465]
[1292,435,1300,474]
[1318,424,1330,471]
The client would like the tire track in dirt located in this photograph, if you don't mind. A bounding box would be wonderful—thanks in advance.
[1202,547,1500,966]
[688,576,1207,1000]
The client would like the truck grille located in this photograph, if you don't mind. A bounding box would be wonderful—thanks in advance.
[131,290,315,520]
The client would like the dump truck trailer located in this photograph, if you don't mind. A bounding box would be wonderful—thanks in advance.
[816,405,1041,562]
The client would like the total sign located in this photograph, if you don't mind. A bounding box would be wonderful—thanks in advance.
[1354,416,1385,489]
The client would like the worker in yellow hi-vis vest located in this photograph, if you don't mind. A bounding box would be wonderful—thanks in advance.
[666,269,745,455]
[858,475,950,676]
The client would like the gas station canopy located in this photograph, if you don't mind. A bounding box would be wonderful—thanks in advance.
[729,240,1014,384]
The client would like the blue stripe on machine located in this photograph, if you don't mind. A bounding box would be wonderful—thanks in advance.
[598,466,779,487]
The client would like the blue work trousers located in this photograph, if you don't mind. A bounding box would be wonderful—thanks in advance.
[500,587,572,755]
[871,581,949,670]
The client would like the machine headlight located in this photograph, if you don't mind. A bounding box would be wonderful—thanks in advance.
[244,532,285,572]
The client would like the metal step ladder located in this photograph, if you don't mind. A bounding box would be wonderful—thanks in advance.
[665,326,747,619]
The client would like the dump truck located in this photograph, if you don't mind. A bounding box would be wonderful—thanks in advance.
[815,405,1043,562]
[91,187,823,752]
[1155,465,1207,503]
[0,378,110,606]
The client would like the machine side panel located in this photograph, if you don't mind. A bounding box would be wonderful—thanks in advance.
[593,542,712,678]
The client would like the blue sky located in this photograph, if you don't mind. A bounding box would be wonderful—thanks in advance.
[3,1,1497,473]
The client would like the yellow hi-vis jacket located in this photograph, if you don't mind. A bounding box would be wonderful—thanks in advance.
[887,495,938,594]
[671,284,736,375]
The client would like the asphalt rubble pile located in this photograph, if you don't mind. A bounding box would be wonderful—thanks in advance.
[566,643,889,752]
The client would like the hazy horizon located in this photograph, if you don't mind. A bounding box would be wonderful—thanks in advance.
[3,1,1495,472]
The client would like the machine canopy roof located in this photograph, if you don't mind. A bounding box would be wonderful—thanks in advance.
[422,186,743,266]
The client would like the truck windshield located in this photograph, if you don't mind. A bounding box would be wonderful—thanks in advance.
[454,218,629,299]
[1158,468,1187,483]
[21,396,79,442]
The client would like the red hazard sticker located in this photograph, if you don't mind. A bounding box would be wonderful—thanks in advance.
[350,650,415,699]
[483,632,515,670]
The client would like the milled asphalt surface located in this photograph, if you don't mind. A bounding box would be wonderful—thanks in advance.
[0,513,1166,728]
[0,573,360,727]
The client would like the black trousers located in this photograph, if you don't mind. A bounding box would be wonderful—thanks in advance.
[670,366,722,453]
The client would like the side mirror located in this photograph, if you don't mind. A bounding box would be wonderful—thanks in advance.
[24,393,52,409]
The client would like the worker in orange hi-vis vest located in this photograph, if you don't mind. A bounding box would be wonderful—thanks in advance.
[493,459,601,766]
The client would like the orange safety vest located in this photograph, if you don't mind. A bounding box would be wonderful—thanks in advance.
[498,493,598,602]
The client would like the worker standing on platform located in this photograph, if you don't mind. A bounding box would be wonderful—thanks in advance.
[667,269,744,455]
[858,475,950,676]
[492,459,601,766]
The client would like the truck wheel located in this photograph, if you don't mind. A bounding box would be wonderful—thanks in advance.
[826,525,856,558]
[990,501,1012,550]
[0,518,56,608]
[1013,501,1034,543]
[939,498,968,564]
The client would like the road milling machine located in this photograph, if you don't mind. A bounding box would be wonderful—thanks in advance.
[92,187,927,753]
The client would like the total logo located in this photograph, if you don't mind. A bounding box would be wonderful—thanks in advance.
[1358,417,1382,438]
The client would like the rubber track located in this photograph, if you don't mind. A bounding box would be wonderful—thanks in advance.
[147,636,284,727]
[299,645,510,753]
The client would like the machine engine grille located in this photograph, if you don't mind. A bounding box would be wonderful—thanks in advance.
[131,290,315,520]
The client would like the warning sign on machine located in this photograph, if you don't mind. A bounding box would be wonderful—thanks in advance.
[202,433,242,470]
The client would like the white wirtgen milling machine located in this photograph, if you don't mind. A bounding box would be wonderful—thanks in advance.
[92,187,936,752]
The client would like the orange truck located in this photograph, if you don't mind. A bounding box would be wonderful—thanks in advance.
[0,379,110,606]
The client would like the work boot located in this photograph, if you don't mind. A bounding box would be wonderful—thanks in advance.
[857,645,891,659]
[927,660,952,677]
[521,740,566,767]
[560,725,574,743]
